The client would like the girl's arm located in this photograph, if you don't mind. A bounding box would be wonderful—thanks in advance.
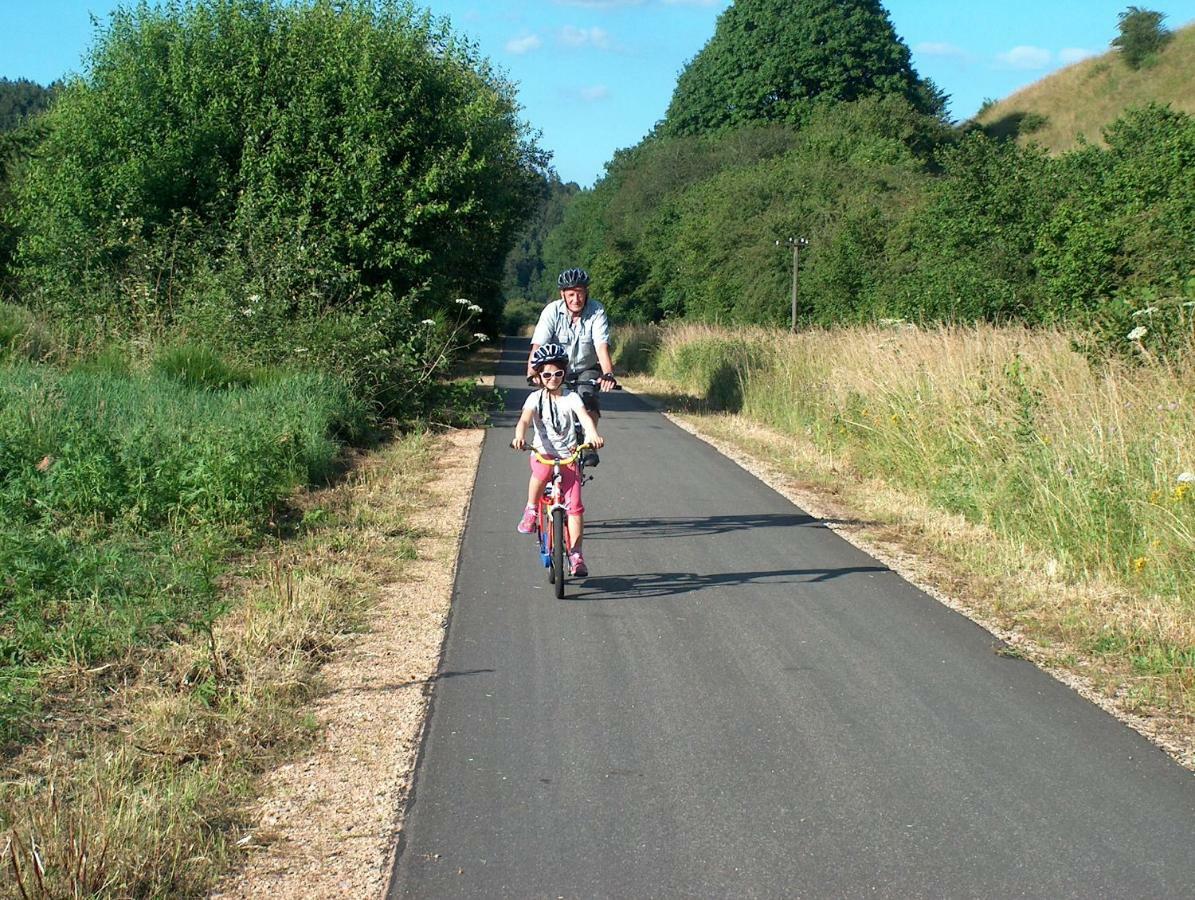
[512,406,535,451]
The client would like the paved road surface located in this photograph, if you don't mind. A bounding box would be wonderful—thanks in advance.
[389,339,1194,898]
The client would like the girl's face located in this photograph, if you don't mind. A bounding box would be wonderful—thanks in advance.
[539,367,566,392]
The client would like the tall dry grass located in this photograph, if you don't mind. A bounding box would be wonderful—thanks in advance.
[620,322,1194,698]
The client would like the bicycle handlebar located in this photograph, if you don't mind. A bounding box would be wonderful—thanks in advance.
[525,374,622,390]
[508,442,594,466]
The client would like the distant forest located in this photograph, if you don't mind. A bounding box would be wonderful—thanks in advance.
[0,78,58,132]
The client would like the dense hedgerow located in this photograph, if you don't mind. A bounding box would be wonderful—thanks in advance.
[12,0,541,410]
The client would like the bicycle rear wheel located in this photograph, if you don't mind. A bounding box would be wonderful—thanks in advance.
[551,508,566,598]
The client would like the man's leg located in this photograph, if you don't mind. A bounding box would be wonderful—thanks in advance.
[575,367,601,467]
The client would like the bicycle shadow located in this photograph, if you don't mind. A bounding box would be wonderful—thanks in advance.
[584,513,876,540]
[568,565,889,601]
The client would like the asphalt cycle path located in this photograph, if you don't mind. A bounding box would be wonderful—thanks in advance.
[389,338,1194,898]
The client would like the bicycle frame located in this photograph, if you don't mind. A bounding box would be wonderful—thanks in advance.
[530,444,590,598]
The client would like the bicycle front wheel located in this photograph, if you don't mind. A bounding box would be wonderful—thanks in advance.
[551,507,566,599]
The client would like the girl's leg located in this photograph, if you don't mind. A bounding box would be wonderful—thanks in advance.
[526,474,548,507]
[562,464,585,550]
[527,457,551,506]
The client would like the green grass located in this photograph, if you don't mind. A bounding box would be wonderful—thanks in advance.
[0,356,367,745]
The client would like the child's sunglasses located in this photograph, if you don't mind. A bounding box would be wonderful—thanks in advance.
[540,370,565,380]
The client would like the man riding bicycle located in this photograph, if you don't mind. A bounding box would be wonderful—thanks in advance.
[528,267,618,465]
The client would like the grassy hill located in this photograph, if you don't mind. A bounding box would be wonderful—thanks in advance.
[975,21,1195,152]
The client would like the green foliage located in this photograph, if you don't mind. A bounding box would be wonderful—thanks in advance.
[1035,104,1195,321]
[662,0,944,137]
[1113,6,1173,69]
[877,132,1060,323]
[0,357,365,742]
[12,0,541,411]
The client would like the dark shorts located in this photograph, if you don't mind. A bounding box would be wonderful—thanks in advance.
[572,367,602,415]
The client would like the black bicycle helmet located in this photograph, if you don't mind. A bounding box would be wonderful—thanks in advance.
[557,267,590,289]
[530,342,569,370]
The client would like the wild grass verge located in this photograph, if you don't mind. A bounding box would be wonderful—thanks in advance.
[0,429,437,898]
[616,322,1194,723]
[0,357,367,746]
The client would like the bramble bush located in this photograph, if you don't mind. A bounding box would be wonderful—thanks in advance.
[13,0,541,412]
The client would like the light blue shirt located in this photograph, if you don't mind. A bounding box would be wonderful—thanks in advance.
[531,298,611,373]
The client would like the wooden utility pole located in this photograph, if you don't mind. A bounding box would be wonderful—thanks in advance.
[776,237,809,332]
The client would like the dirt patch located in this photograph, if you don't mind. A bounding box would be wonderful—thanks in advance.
[213,428,483,899]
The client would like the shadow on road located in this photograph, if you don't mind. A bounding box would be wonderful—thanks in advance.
[586,513,875,540]
[569,565,889,601]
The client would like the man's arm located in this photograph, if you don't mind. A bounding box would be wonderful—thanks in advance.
[595,342,617,392]
[526,343,541,383]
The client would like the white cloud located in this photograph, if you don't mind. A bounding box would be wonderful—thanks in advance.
[997,45,1052,69]
[1059,47,1098,64]
[505,34,543,55]
[577,85,610,102]
[915,41,968,59]
[559,25,614,49]
[553,0,644,7]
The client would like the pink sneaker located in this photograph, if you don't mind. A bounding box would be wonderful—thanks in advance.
[569,551,588,577]
[516,505,537,534]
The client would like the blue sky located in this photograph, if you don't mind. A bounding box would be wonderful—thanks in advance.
[3,1,1194,185]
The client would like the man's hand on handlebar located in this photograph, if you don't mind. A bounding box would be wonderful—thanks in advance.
[526,371,540,387]
[598,372,619,392]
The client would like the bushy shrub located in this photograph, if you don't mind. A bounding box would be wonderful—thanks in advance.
[13,0,540,411]
[1112,6,1173,69]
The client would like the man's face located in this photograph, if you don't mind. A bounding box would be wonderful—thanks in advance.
[561,287,588,313]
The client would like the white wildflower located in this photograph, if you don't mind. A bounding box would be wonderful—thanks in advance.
[454,297,471,306]
[241,307,255,317]
[473,332,489,342]
[293,347,308,354]
[247,294,261,304]
[1126,326,1147,341]
[1131,307,1157,317]
[421,318,436,326]
[1177,472,1195,484]
[468,303,483,314]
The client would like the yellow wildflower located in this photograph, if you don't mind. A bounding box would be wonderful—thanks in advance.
[1132,556,1148,573]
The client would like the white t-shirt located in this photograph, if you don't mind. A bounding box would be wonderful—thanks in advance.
[522,388,587,456]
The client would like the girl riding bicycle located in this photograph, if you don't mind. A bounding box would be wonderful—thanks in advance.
[512,343,605,577]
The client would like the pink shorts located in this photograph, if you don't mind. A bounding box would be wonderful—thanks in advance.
[530,457,584,515]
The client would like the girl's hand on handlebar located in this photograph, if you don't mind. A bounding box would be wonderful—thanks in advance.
[511,436,528,451]
[590,435,605,450]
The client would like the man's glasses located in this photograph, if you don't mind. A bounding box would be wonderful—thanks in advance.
[540,371,565,380]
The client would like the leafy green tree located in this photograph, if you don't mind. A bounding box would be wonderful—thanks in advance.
[14,0,541,408]
[1112,6,1172,69]
[662,0,945,137]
